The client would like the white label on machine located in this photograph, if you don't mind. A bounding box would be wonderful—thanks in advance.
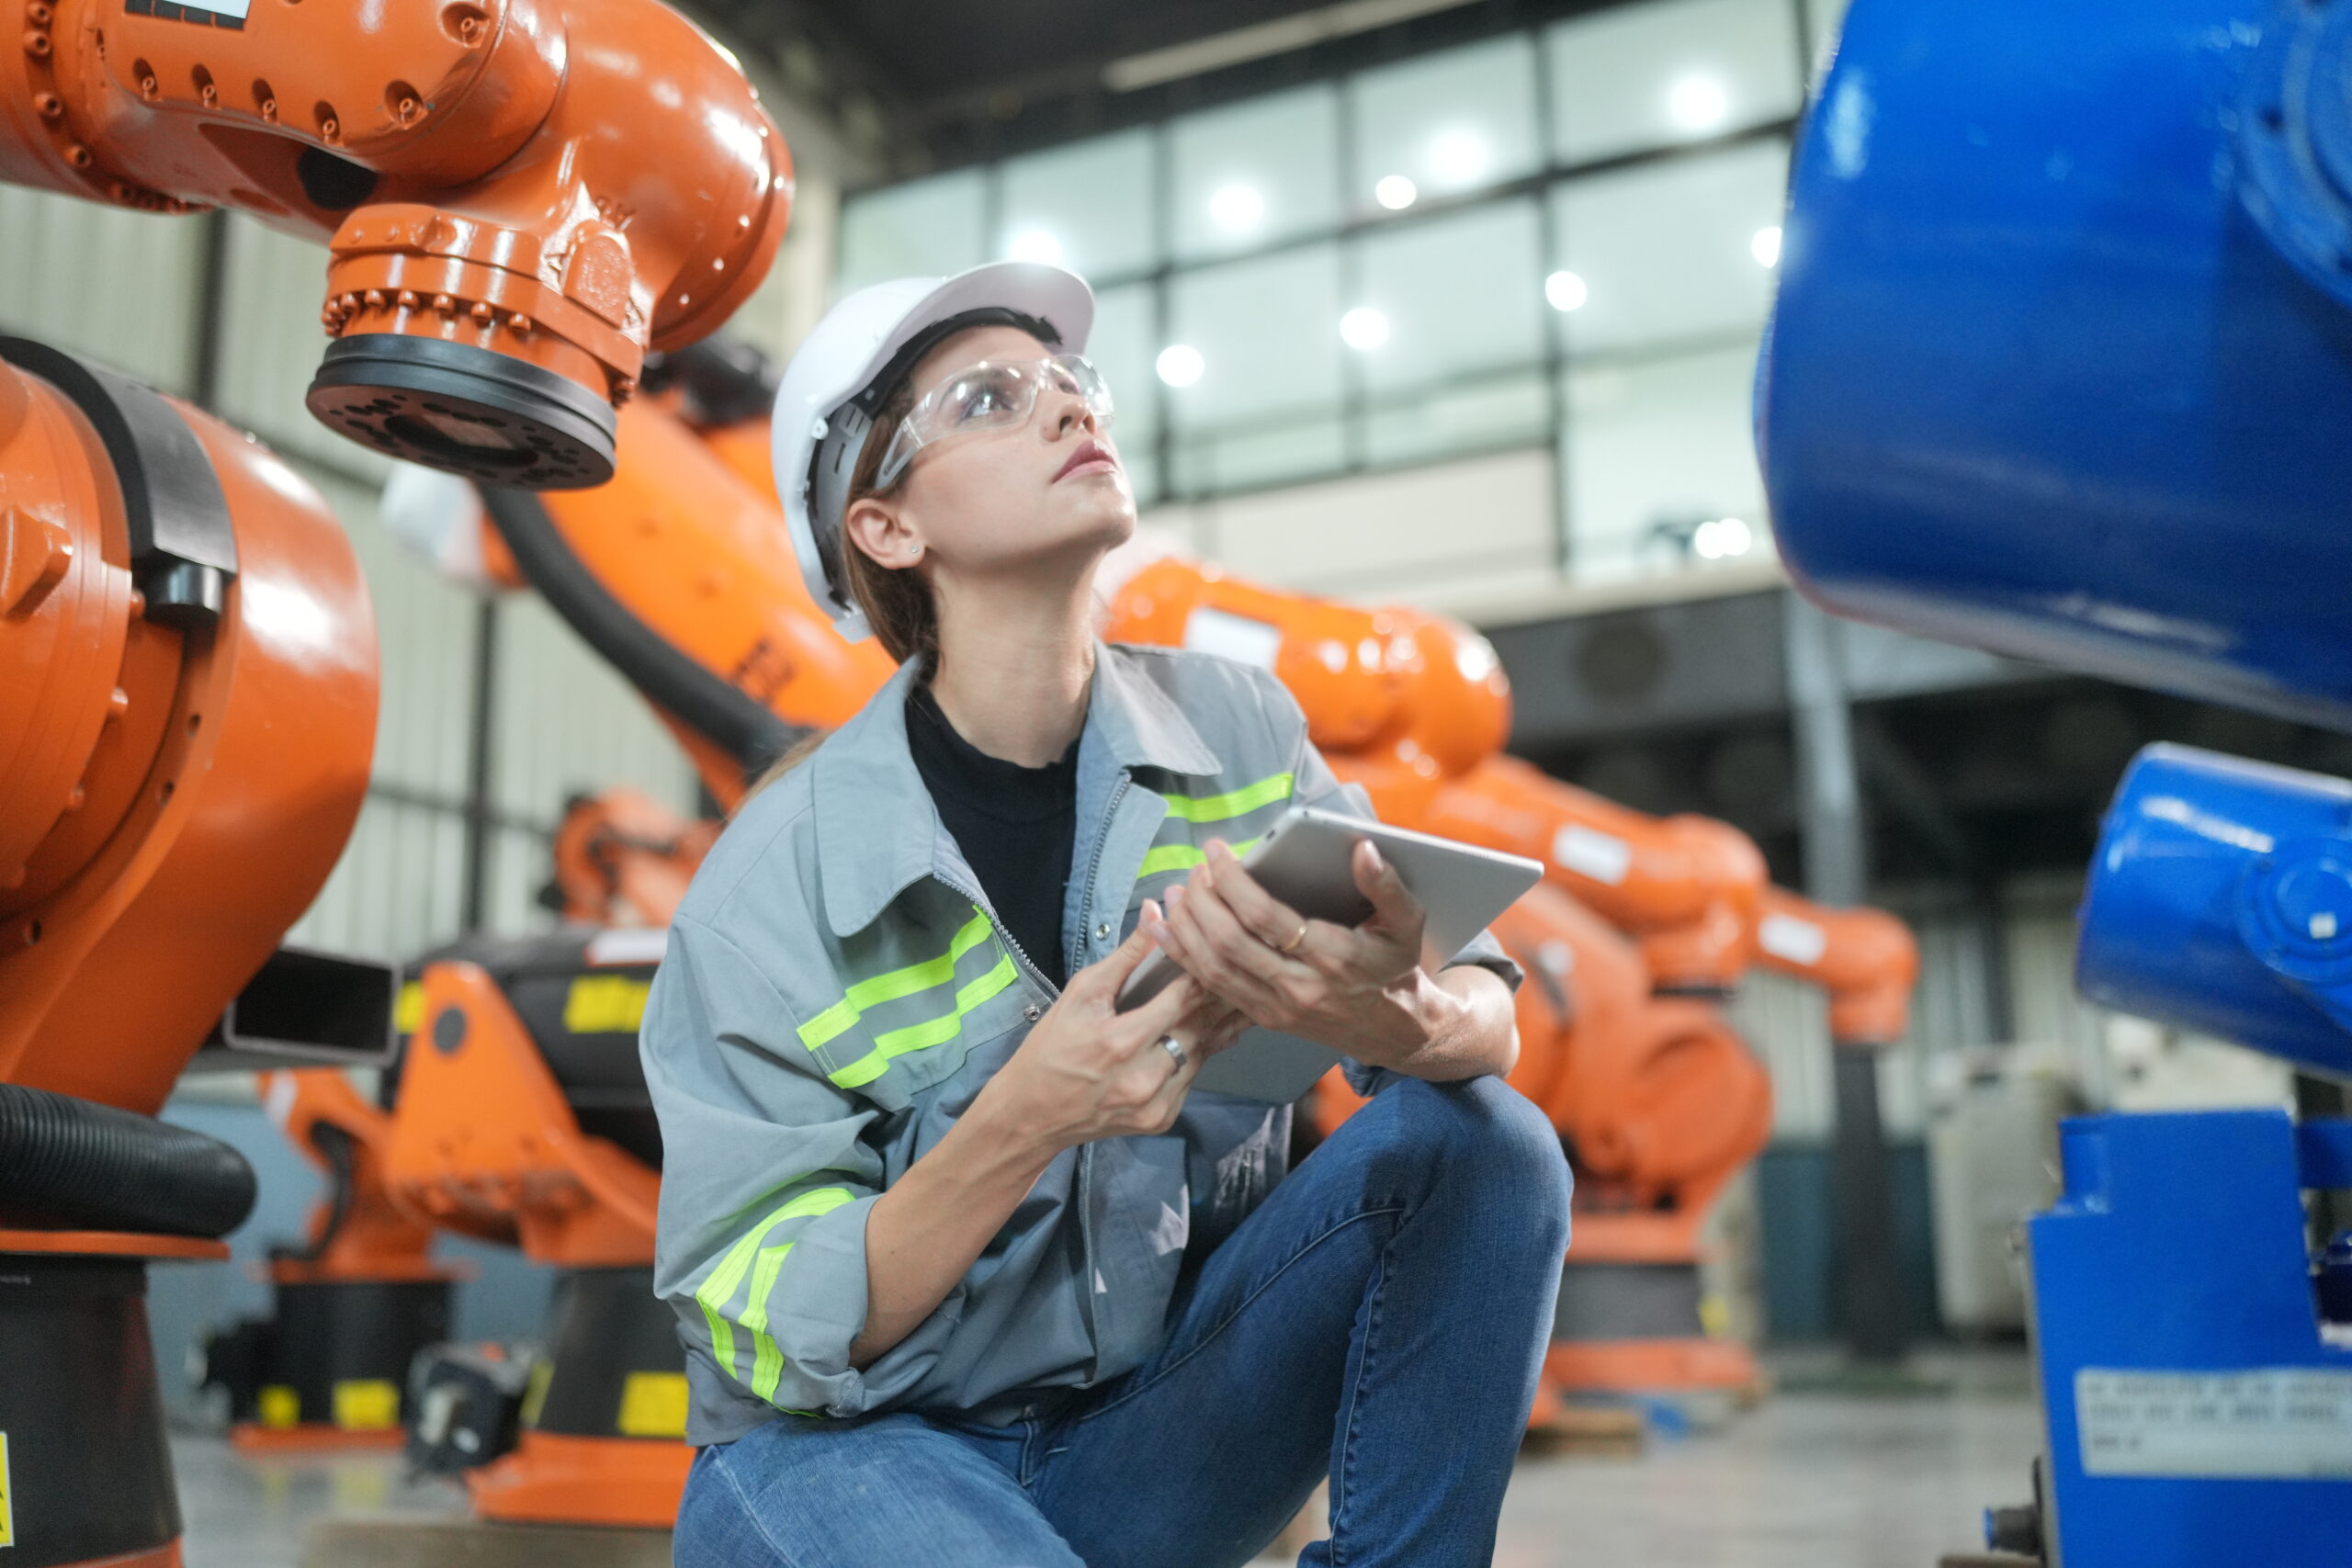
[1182,607,1283,671]
[585,928,670,966]
[1551,825,1631,886]
[188,0,253,17]
[1758,912,1829,967]
[2075,1369,2352,1478]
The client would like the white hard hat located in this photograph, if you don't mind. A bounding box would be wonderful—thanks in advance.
[773,261,1095,642]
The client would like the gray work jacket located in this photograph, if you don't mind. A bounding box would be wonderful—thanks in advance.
[641,641,1518,1446]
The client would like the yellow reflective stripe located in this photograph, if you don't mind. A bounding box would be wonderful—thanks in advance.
[1160,772,1294,824]
[823,949,1019,1089]
[1139,834,1263,879]
[695,1187,857,1388]
[743,1244,795,1400]
[797,910,996,1051]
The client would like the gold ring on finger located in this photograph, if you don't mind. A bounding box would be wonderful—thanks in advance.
[1279,923,1309,954]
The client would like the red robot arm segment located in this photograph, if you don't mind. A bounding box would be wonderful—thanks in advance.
[3,0,791,490]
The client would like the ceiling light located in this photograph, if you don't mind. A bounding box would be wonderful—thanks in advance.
[1208,183,1265,234]
[1374,174,1418,210]
[1751,224,1782,267]
[1340,307,1390,350]
[1005,229,1065,265]
[1426,129,1488,186]
[1544,270,1589,311]
[1692,516,1754,559]
[1156,344,1205,387]
[1668,74,1730,133]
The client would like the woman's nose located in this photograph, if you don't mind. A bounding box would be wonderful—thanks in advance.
[1047,391,1097,438]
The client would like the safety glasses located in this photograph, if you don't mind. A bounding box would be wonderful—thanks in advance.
[874,353,1114,491]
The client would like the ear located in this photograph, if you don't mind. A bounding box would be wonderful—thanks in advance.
[842,491,927,570]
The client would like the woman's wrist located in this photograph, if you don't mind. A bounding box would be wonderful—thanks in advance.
[960,1066,1074,1169]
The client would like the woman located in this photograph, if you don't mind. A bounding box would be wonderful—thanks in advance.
[642,260,1571,1568]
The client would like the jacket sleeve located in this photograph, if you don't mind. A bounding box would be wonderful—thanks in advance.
[642,914,966,1419]
[1278,710,1524,1097]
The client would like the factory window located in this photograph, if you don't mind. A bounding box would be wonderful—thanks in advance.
[1562,341,1772,584]
[835,169,987,297]
[997,130,1160,282]
[1169,85,1343,264]
[1544,0,1804,167]
[1086,281,1164,504]
[1167,244,1347,493]
[1351,200,1551,468]
[1349,36,1544,218]
[1550,141,1790,357]
[834,0,1820,590]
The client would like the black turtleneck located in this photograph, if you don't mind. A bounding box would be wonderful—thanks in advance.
[905,684,1079,987]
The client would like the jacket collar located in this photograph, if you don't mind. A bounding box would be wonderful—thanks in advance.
[813,641,1221,938]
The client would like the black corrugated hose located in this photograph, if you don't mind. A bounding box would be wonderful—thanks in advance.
[0,1081,256,1237]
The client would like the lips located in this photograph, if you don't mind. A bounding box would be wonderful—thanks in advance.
[1053,438,1117,482]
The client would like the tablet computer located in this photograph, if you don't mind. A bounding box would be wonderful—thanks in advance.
[1115,807,1544,1104]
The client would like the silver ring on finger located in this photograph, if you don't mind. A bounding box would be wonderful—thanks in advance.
[1158,1032,1187,1068]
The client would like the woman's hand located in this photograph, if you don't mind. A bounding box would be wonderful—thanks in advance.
[975,915,1246,1156]
[1143,837,1455,1067]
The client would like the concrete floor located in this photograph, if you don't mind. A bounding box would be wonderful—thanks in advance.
[169,1352,2041,1568]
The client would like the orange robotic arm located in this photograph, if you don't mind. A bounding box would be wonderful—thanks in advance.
[2,0,790,490]
[1421,755,1768,995]
[0,341,375,1122]
[1753,886,1920,1049]
[546,786,716,927]
[1102,553,1512,821]
[256,1067,446,1281]
[1098,551,1767,993]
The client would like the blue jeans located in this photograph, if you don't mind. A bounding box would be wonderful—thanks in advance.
[674,1075,1571,1568]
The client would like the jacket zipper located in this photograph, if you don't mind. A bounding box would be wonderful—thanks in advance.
[944,768,1133,1380]
[932,873,1059,1001]
[1076,773,1132,969]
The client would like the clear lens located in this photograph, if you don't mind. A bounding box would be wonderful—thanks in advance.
[871,354,1113,491]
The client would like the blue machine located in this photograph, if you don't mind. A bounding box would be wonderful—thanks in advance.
[2082,746,2352,1079]
[1758,3,2352,1563]
[1758,0,2352,729]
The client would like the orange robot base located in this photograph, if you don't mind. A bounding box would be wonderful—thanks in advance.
[468,1432,695,1529]
[385,959,687,1526]
[228,1424,406,1455]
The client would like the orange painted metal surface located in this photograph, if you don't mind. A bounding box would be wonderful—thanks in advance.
[1103,556,1512,807]
[0,1227,228,1259]
[227,1423,405,1455]
[256,1068,457,1284]
[467,1429,693,1528]
[0,0,789,447]
[1754,886,1921,1048]
[381,961,657,1267]
[0,367,376,1117]
[535,399,894,807]
[1424,754,1769,994]
[549,787,714,928]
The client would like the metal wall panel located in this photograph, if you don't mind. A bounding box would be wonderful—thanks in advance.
[1724,968,1833,1141]
[486,824,562,943]
[284,796,468,963]
[213,215,391,477]
[0,185,204,389]
[295,461,481,801]
[490,593,699,823]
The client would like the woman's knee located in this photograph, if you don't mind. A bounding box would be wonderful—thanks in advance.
[1367,1075,1572,1240]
